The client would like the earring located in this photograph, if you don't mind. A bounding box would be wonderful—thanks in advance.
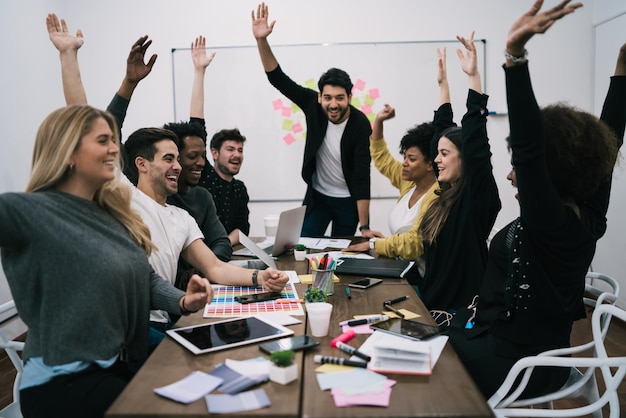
[69,163,75,171]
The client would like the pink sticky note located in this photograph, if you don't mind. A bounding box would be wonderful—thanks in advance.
[342,324,374,334]
[272,99,283,110]
[292,122,303,134]
[281,106,292,117]
[361,104,372,115]
[369,88,380,99]
[283,133,296,145]
[331,380,396,407]
[354,79,366,91]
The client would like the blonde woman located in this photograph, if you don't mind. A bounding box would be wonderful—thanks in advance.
[0,105,212,418]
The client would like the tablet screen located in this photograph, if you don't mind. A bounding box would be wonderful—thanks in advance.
[370,318,441,341]
[167,316,294,355]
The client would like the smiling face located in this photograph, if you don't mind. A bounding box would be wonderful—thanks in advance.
[211,139,243,181]
[402,146,433,183]
[70,116,119,189]
[179,136,206,192]
[434,136,462,184]
[142,139,181,200]
[318,85,351,124]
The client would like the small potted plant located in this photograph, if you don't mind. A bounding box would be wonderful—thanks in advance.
[294,244,307,261]
[269,349,297,385]
[303,286,327,303]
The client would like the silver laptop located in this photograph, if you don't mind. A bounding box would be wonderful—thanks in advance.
[233,206,306,258]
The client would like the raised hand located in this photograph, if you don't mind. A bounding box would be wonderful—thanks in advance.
[191,35,216,71]
[615,42,626,76]
[252,2,276,40]
[456,31,478,77]
[507,0,583,55]
[376,104,396,123]
[125,35,157,86]
[46,13,83,53]
[437,47,448,86]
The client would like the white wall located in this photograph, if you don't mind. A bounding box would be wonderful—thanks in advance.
[1,1,621,310]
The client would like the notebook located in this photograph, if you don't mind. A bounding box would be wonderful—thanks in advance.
[335,258,414,279]
[233,206,306,257]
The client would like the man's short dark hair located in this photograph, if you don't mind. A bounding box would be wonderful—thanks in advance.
[209,128,246,151]
[123,127,179,185]
[318,68,353,96]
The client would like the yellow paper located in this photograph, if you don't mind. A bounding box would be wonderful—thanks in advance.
[299,274,340,285]
[383,309,420,319]
[315,364,357,373]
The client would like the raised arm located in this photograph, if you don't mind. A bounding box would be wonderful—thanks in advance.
[371,104,395,141]
[456,31,482,94]
[115,36,157,100]
[252,2,279,72]
[189,36,216,119]
[437,47,450,107]
[46,13,87,105]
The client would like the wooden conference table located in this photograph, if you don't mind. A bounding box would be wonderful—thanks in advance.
[106,240,493,418]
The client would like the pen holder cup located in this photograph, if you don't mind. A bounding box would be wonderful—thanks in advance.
[311,267,335,296]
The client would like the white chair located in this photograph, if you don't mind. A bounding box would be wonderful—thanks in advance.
[0,300,24,418]
[488,303,626,418]
[487,272,620,418]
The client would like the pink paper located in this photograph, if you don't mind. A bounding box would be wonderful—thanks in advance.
[331,379,396,407]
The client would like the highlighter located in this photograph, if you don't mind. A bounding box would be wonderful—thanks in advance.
[330,329,356,347]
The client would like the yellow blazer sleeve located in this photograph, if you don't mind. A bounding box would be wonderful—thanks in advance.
[374,182,439,260]
[370,136,415,198]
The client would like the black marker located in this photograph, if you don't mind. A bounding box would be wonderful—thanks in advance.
[335,341,372,362]
[383,303,405,319]
[314,355,368,368]
[383,295,409,306]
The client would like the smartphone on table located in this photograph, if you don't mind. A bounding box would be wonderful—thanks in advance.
[234,291,283,304]
[348,277,383,289]
[259,335,320,354]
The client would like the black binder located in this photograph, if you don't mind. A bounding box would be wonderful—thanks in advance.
[335,258,413,278]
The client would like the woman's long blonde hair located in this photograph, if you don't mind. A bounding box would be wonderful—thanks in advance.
[26,105,155,255]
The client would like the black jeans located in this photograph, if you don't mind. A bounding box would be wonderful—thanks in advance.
[20,359,133,418]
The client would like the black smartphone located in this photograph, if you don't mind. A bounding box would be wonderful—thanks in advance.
[370,318,442,341]
[348,278,383,289]
[259,335,320,354]
[234,291,283,304]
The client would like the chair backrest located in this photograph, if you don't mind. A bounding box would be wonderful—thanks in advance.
[489,303,626,418]
[585,272,620,307]
[0,300,24,418]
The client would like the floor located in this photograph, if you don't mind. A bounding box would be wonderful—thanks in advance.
[1,306,625,416]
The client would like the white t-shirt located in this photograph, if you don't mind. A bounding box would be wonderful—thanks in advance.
[388,186,423,234]
[121,175,204,322]
[313,119,350,197]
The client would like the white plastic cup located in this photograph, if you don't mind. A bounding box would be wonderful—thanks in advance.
[264,215,279,237]
[306,302,333,337]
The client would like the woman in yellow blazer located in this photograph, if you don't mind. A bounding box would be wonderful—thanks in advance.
[344,104,438,276]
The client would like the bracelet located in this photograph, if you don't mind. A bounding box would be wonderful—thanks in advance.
[251,269,259,287]
[180,296,191,315]
[359,224,370,231]
[504,49,528,64]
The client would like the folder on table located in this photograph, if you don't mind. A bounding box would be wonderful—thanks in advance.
[335,258,413,279]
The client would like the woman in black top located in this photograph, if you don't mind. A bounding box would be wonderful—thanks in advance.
[448,0,625,398]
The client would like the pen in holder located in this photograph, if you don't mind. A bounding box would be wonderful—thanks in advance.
[310,254,336,296]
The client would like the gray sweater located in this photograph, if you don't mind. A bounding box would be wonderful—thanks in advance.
[0,190,184,364]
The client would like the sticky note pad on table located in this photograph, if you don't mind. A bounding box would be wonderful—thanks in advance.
[299,274,340,285]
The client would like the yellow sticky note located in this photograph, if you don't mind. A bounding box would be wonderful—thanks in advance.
[299,274,340,285]
[383,309,420,319]
[315,364,356,373]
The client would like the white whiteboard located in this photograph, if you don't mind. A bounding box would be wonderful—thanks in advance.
[172,40,486,201]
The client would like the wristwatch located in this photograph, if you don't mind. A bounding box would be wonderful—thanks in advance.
[369,238,376,250]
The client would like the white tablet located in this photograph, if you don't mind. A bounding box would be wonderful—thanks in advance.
[166,316,294,355]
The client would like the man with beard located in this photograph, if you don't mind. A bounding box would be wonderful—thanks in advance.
[252,3,380,238]
[198,128,251,246]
